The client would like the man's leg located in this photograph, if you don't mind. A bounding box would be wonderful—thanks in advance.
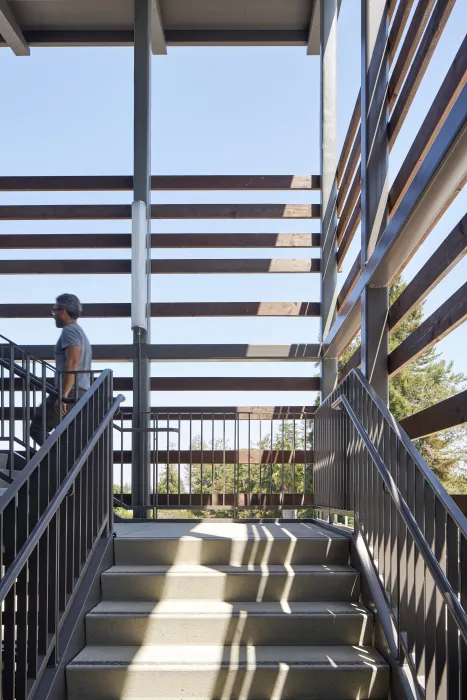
[30,396,59,447]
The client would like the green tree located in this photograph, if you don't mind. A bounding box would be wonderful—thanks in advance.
[340,277,467,493]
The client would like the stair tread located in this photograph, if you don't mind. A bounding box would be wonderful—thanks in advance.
[70,644,388,668]
[89,600,371,617]
[114,522,348,541]
[103,564,356,575]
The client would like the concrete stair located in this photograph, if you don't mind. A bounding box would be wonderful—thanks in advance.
[66,522,389,699]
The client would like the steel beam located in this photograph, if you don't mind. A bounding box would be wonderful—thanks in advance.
[0,0,29,56]
[360,0,390,403]
[132,0,152,518]
[319,0,338,399]
[150,0,166,55]
[323,83,467,358]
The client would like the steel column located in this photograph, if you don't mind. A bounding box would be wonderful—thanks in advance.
[320,0,339,399]
[132,0,152,517]
[360,0,389,403]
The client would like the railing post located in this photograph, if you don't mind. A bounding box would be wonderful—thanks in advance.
[360,0,389,404]
[320,0,339,400]
[132,0,152,518]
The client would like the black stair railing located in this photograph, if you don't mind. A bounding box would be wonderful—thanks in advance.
[0,368,124,700]
[0,334,99,479]
[314,369,467,700]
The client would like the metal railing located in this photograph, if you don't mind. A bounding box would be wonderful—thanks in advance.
[0,334,99,480]
[314,369,467,699]
[0,369,123,700]
[113,409,314,517]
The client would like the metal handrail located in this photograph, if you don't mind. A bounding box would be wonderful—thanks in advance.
[0,393,124,603]
[0,369,122,507]
[332,392,467,645]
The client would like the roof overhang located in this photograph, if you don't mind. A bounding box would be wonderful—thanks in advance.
[0,0,321,54]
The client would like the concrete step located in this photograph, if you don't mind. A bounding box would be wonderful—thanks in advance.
[114,522,350,567]
[101,564,360,603]
[66,644,389,699]
[86,600,373,647]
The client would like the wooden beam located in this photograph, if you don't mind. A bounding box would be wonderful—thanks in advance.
[389,0,457,149]
[115,493,314,508]
[336,172,360,244]
[399,390,467,439]
[389,36,467,202]
[115,378,321,392]
[18,344,321,362]
[113,450,313,465]
[0,259,320,275]
[337,254,361,309]
[0,175,320,191]
[0,233,321,249]
[337,127,360,216]
[337,200,361,271]
[337,347,361,383]
[0,302,321,319]
[388,0,436,111]
[388,0,415,64]
[388,214,467,331]
[0,203,321,220]
[150,259,321,274]
[389,281,467,375]
[0,0,29,56]
[337,91,361,185]
[4,406,317,420]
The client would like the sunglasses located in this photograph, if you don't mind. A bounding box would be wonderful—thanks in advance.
[51,306,65,316]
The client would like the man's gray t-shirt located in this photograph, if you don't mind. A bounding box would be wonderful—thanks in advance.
[54,323,92,393]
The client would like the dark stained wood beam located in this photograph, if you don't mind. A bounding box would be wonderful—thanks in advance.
[388,281,467,375]
[0,203,321,220]
[389,36,467,201]
[388,0,436,111]
[0,233,321,249]
[113,450,313,465]
[336,174,360,244]
[337,127,360,216]
[400,390,467,439]
[389,0,457,149]
[9,376,319,392]
[337,201,361,271]
[337,91,361,185]
[388,215,467,331]
[115,493,314,508]
[0,302,321,319]
[5,406,316,421]
[143,378,321,392]
[18,344,321,362]
[0,175,320,191]
[337,347,362,383]
[388,0,416,64]
[0,259,320,275]
[337,254,361,310]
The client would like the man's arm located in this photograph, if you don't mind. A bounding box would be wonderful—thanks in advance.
[61,345,81,399]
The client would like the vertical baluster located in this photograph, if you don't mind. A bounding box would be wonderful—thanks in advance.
[414,468,426,679]
[434,497,447,697]
[446,514,460,697]
[460,533,467,699]
[16,483,29,700]
[424,483,437,698]
[200,413,204,510]
[27,469,39,682]
[3,499,17,699]
[406,457,416,661]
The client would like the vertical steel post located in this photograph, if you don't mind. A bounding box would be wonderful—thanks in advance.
[360,0,389,403]
[320,0,339,400]
[132,0,152,517]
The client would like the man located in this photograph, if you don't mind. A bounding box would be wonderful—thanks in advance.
[30,294,92,446]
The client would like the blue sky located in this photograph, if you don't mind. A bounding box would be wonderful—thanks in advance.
[0,0,466,410]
